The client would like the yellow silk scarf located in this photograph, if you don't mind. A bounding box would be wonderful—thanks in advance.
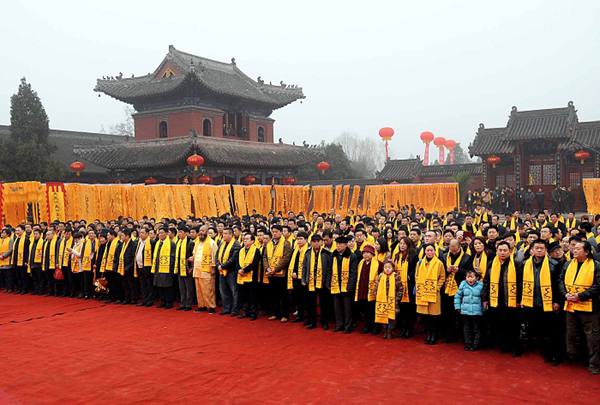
[80,240,94,272]
[237,245,257,285]
[375,273,396,324]
[489,256,517,308]
[287,243,308,290]
[308,249,323,292]
[415,256,443,306]
[102,239,118,272]
[354,258,380,301]
[522,255,552,312]
[117,240,130,276]
[564,258,594,313]
[444,250,464,296]
[217,239,235,277]
[331,256,350,294]
[396,254,410,303]
[266,238,285,270]
[151,239,172,274]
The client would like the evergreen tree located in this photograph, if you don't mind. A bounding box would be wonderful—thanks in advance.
[0,78,63,181]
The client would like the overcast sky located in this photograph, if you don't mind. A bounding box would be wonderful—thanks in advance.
[1,0,599,159]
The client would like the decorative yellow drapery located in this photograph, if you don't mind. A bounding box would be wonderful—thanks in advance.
[348,185,361,214]
[364,183,458,214]
[2,181,45,225]
[312,185,334,213]
[583,179,600,214]
[1,182,460,223]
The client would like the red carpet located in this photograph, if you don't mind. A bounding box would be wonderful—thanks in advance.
[0,293,598,404]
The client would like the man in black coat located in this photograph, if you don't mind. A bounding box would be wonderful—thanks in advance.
[520,240,563,364]
[483,241,524,356]
[441,238,472,342]
[302,234,332,330]
[217,228,241,315]
[330,236,359,333]
[120,228,137,304]
[175,225,195,311]
[236,232,262,320]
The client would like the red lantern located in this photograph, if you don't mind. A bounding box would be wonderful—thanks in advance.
[445,139,457,164]
[574,150,590,165]
[197,174,211,184]
[378,127,394,142]
[282,177,296,185]
[420,131,434,143]
[316,161,330,174]
[420,131,435,166]
[433,137,446,165]
[487,155,501,168]
[69,161,86,177]
[379,127,394,161]
[243,175,256,185]
[144,177,158,185]
[186,153,205,171]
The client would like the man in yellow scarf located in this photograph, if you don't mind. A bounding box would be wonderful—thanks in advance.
[119,229,137,305]
[483,241,523,356]
[152,227,176,309]
[521,239,562,364]
[0,227,15,293]
[217,228,241,316]
[192,225,218,313]
[559,239,600,374]
[135,227,155,307]
[12,225,30,294]
[288,231,309,323]
[29,228,45,294]
[237,232,262,320]
[441,238,471,343]
[174,225,195,311]
[262,224,292,322]
[330,235,359,333]
[41,229,58,296]
[301,233,332,330]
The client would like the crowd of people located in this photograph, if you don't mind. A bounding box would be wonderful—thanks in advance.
[0,204,599,374]
[465,186,579,214]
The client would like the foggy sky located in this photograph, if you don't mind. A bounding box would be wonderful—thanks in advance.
[1,0,599,160]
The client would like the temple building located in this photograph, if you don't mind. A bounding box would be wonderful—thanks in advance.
[378,102,600,210]
[74,45,320,183]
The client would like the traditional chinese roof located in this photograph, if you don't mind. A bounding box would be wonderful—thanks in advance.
[377,158,482,182]
[504,103,577,140]
[0,125,126,174]
[470,102,579,156]
[376,158,421,181]
[73,131,322,171]
[95,45,305,110]
[468,125,514,156]
[419,162,483,177]
[559,120,600,151]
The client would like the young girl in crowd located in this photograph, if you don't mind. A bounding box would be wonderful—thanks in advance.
[454,270,484,351]
[374,260,403,339]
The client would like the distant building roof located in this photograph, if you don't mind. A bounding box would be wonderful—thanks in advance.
[95,45,305,110]
[377,158,421,181]
[0,125,127,174]
[470,102,582,156]
[469,125,514,156]
[74,131,322,171]
[377,158,482,182]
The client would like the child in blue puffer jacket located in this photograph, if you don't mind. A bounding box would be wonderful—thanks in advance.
[454,270,484,351]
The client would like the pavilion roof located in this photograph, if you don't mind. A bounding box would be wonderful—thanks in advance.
[95,46,305,110]
[73,131,321,171]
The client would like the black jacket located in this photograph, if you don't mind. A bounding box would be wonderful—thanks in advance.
[558,258,600,312]
[301,247,332,290]
[329,248,359,293]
